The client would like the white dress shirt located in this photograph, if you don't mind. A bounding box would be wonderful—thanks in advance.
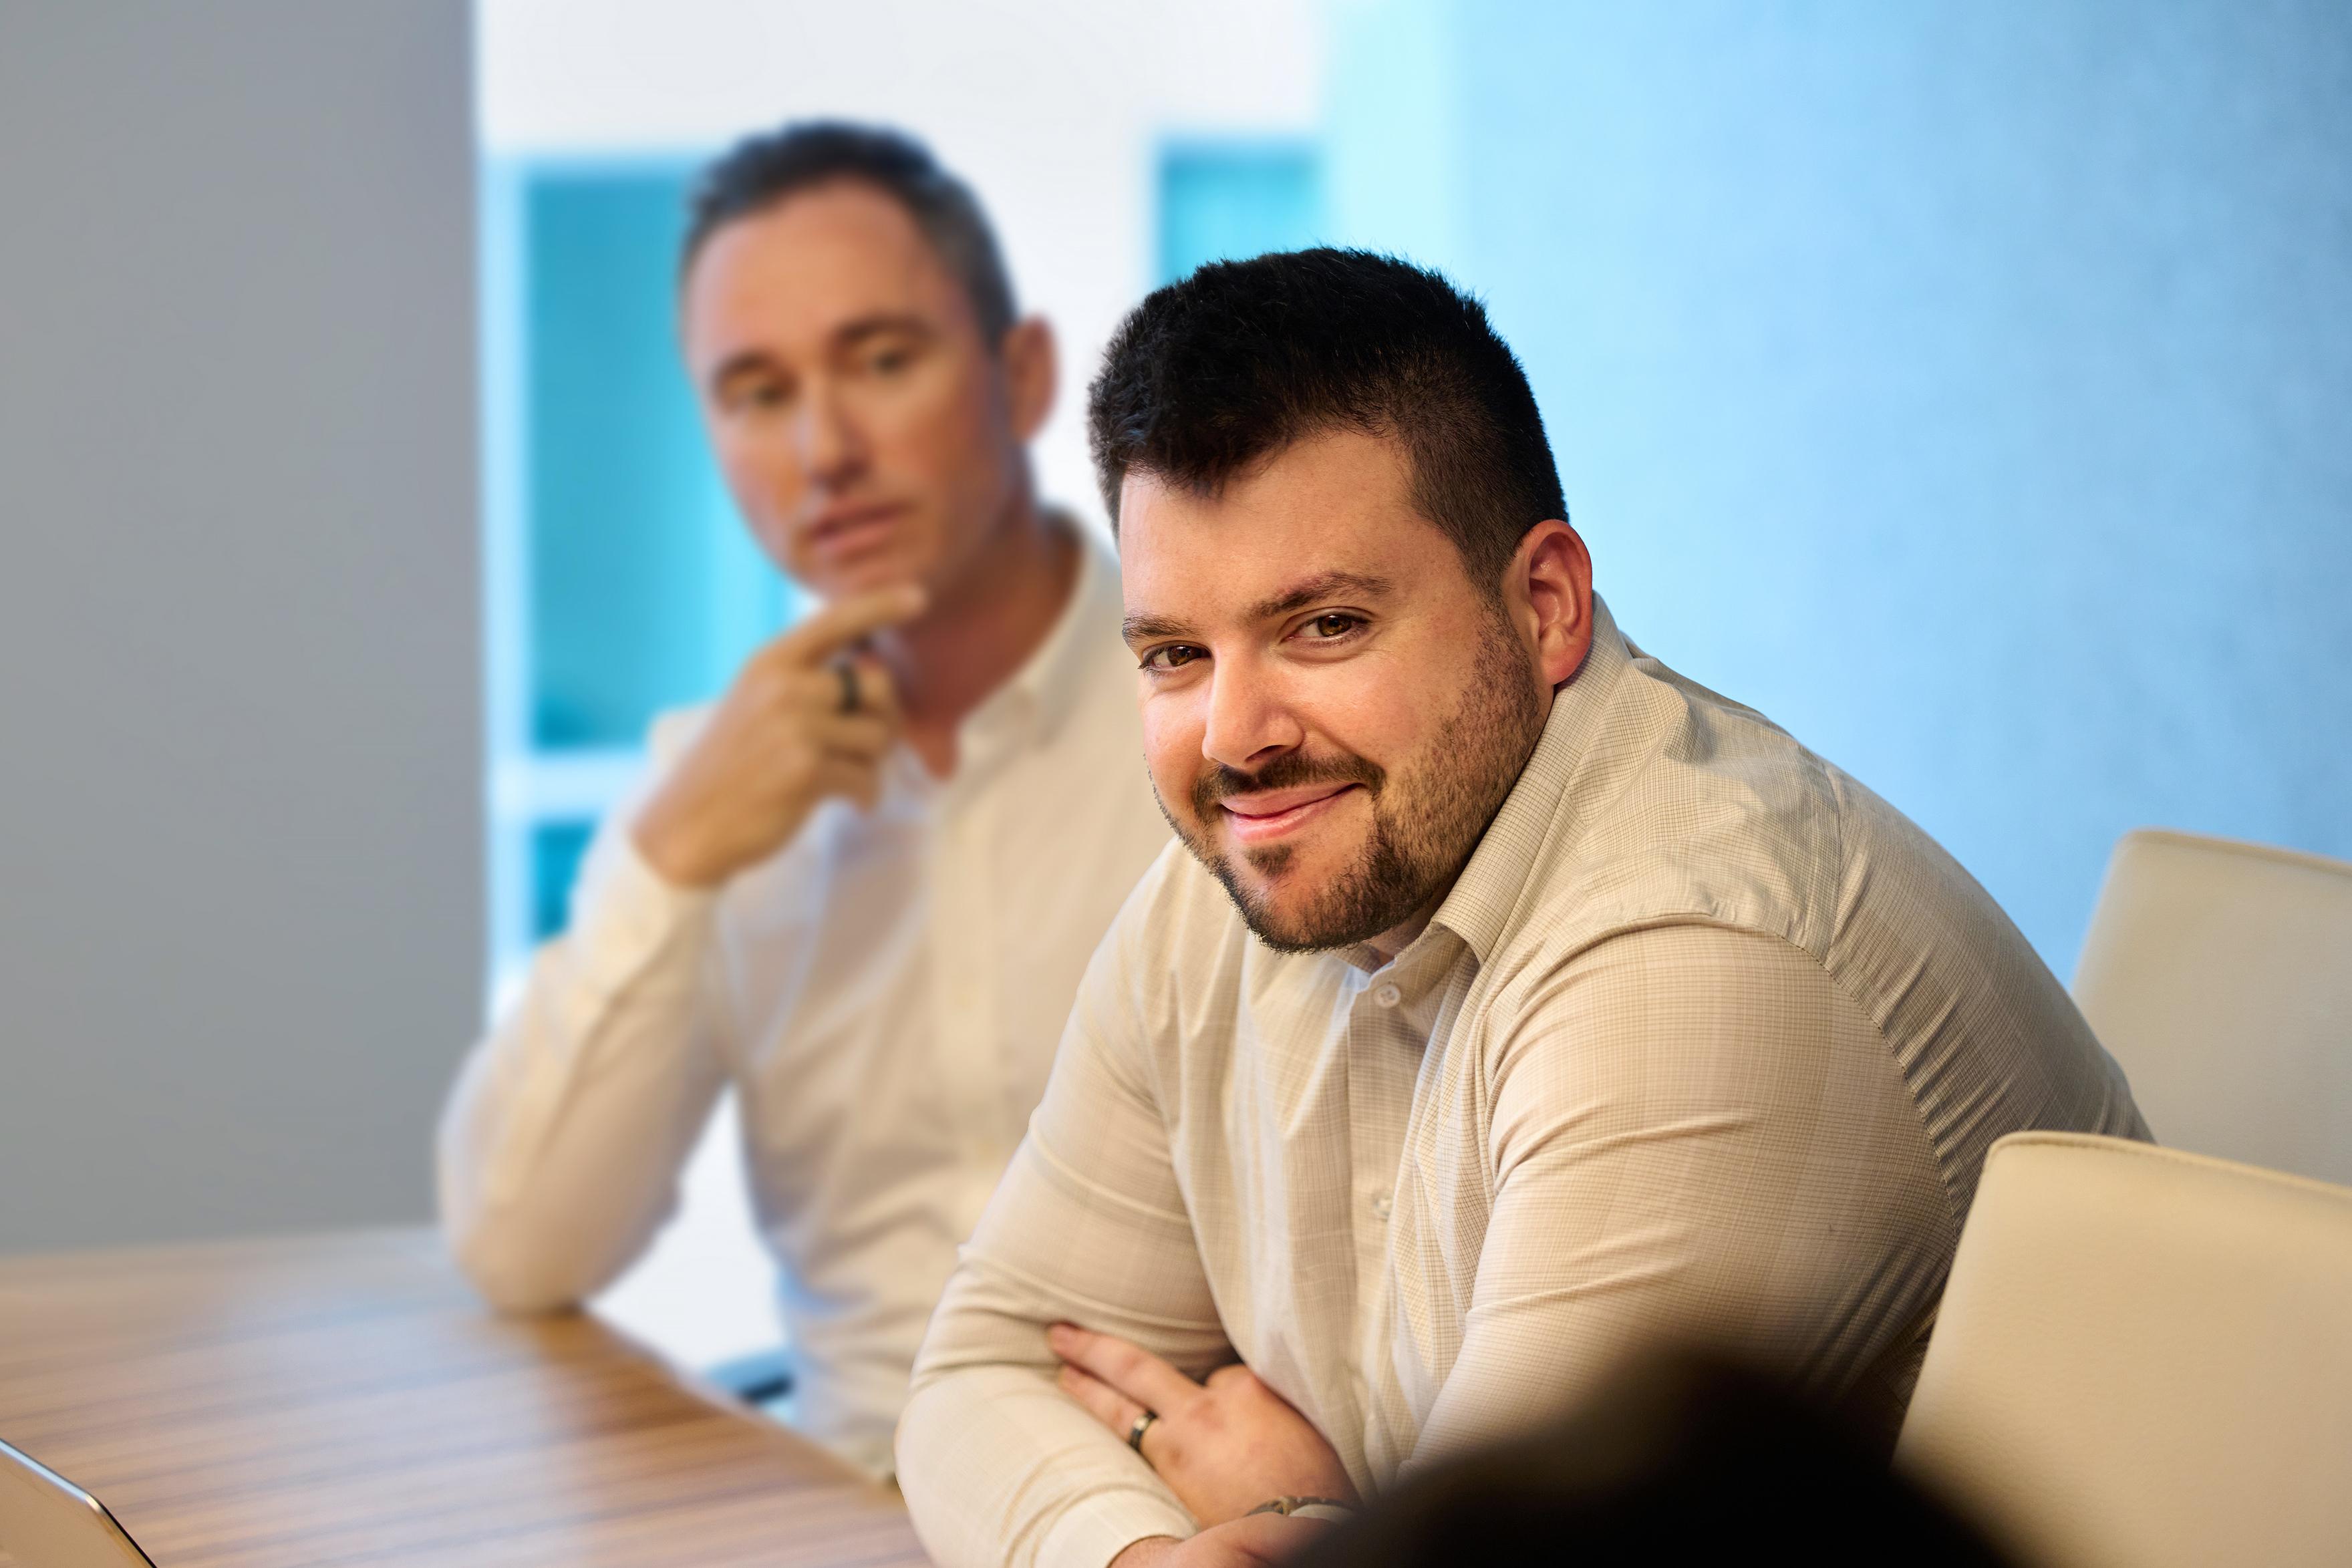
[438,534,1171,1476]
[897,597,2148,1568]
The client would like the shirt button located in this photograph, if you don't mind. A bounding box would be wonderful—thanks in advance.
[1371,1193,1392,1221]
[1372,983,1403,1008]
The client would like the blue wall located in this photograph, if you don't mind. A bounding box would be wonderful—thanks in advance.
[1328,0,2352,973]
[1157,139,1327,285]
[519,161,795,752]
[484,158,803,949]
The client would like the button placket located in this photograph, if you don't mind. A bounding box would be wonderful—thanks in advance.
[1344,971,1420,1430]
[929,788,1002,1168]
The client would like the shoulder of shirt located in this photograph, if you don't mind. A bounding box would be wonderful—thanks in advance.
[1486,627,2007,1031]
[1486,640,1858,993]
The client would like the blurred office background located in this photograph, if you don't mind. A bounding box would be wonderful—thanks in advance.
[3,0,2345,1345]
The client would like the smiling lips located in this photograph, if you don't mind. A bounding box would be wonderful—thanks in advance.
[1218,782,1362,846]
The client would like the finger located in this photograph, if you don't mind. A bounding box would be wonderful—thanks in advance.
[840,653,900,722]
[1047,1323,1201,1417]
[810,712,898,761]
[1055,1362,1147,1438]
[775,585,927,669]
[808,663,900,732]
[760,665,899,732]
[1204,1362,1259,1391]
[735,665,846,724]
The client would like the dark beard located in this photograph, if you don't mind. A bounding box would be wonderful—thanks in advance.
[1163,617,1546,953]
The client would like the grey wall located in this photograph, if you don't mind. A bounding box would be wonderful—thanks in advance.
[0,1,480,1250]
[1330,0,2352,974]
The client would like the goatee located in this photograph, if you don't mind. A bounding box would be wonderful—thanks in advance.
[1163,617,1546,953]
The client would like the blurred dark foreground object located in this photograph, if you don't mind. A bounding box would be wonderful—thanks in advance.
[1294,1354,2017,1568]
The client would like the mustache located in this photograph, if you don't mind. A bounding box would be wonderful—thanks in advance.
[1190,750,1386,822]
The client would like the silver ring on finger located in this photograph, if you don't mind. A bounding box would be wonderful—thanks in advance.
[834,661,861,716]
[1126,1409,1159,1453]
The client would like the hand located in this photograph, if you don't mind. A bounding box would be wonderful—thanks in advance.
[1051,1323,1357,1530]
[633,585,924,889]
[1111,1516,1335,1568]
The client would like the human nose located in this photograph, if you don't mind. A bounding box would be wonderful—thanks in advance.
[792,379,865,488]
[1200,655,1302,773]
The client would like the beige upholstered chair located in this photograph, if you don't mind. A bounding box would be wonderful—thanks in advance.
[2073,828,2352,1187]
[1895,1132,2352,1568]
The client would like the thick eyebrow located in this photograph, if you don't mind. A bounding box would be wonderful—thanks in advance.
[1248,570,1394,621]
[1121,612,1193,646]
[1121,571,1396,647]
[704,313,937,394]
[833,311,936,349]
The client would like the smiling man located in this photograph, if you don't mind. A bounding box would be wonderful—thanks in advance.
[436,124,1170,1476]
[894,249,2146,1566]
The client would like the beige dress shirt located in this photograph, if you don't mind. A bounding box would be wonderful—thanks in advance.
[897,596,2146,1567]
[437,534,1173,1476]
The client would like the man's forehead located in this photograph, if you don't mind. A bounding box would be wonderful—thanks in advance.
[1121,428,1417,518]
[1119,440,1436,629]
[685,184,965,351]
[1121,431,1427,556]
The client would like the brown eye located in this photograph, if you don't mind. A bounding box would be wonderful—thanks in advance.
[1304,613,1361,639]
[727,377,789,412]
[1143,644,1204,671]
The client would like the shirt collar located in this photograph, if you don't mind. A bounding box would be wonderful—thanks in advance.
[958,512,1119,756]
[1425,592,1632,967]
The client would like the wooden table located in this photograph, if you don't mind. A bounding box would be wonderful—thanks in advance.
[0,1230,930,1566]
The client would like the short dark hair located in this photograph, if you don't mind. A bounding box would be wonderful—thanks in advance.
[1087,248,1566,588]
[682,120,1018,343]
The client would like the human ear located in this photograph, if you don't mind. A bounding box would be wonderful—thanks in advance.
[1000,316,1057,443]
[1511,520,1594,688]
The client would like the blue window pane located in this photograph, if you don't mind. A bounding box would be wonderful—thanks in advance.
[1156,140,1326,286]
[530,818,597,939]
[523,161,796,750]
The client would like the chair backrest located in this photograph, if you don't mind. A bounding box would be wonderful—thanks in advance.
[1894,1132,2352,1568]
[2072,827,2352,1187]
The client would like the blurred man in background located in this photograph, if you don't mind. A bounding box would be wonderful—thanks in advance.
[437,122,1169,1476]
